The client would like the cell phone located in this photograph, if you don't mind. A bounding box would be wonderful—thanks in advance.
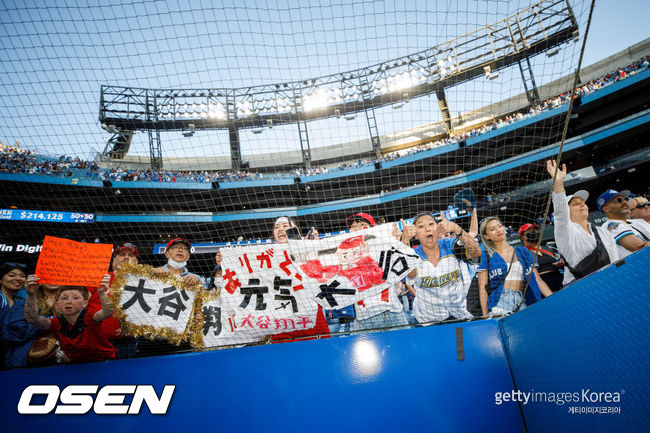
[285,227,301,240]
[306,227,316,240]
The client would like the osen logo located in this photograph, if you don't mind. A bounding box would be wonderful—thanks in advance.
[18,385,175,415]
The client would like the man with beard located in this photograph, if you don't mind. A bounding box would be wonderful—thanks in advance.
[597,190,650,259]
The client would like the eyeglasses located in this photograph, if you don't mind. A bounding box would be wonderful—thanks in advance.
[117,242,137,249]
[634,203,648,209]
[612,197,628,204]
[3,262,26,269]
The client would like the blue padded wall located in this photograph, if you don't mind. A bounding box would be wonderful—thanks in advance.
[7,250,647,431]
[0,319,522,432]
[500,247,650,433]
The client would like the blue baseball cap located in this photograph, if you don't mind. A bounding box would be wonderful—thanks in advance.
[596,189,630,211]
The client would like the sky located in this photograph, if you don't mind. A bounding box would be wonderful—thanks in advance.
[0,0,647,162]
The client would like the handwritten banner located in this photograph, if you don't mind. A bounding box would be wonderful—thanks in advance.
[219,244,320,343]
[35,236,113,286]
[111,263,208,347]
[212,224,419,347]
[289,224,420,309]
[201,296,316,347]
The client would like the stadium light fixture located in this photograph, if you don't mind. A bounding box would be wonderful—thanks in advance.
[483,66,499,80]
[100,0,578,144]
[303,87,330,111]
[483,66,492,77]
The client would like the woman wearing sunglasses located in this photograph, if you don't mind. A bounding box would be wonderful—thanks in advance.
[628,196,650,223]
[478,217,553,317]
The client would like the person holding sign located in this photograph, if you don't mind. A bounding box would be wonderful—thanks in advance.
[269,217,330,341]
[401,212,481,324]
[1,262,62,369]
[139,238,205,356]
[0,262,42,369]
[345,213,410,332]
[91,242,140,359]
[23,274,117,363]
[154,238,206,288]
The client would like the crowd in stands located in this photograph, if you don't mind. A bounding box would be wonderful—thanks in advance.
[2,165,648,369]
[0,151,98,177]
[1,57,648,184]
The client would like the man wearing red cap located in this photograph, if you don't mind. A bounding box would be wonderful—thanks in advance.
[154,238,206,288]
[346,212,376,231]
[107,243,139,339]
[138,238,205,356]
[86,242,140,358]
[111,243,139,271]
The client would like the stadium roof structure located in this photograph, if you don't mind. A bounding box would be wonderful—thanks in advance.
[99,0,578,170]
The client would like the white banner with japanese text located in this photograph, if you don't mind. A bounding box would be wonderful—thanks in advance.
[112,266,206,347]
[207,225,419,346]
[289,224,420,310]
[218,244,320,343]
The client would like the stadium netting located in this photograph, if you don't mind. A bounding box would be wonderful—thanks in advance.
[4,0,645,352]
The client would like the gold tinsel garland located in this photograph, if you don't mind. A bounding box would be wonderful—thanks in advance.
[111,262,216,349]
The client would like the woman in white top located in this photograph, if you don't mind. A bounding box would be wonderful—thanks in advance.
[401,212,482,323]
[477,217,552,316]
[546,160,619,285]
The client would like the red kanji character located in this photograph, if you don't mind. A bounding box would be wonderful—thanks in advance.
[223,268,241,295]
[240,314,255,328]
[292,272,304,292]
[296,316,314,329]
[279,250,292,276]
[274,318,295,330]
[239,253,253,273]
[227,312,238,332]
[256,316,271,329]
[256,249,274,269]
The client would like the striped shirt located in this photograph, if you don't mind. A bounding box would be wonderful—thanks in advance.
[552,192,619,285]
[406,239,473,322]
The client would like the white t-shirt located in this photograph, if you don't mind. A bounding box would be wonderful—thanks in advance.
[552,192,619,285]
[406,239,473,323]
[603,218,650,259]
